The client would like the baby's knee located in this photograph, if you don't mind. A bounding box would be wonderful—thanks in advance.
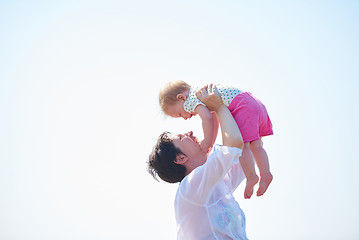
[241,142,251,153]
[243,142,251,149]
[249,139,263,151]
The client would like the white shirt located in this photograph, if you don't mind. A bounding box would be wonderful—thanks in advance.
[174,145,248,240]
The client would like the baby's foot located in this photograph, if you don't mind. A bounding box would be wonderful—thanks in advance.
[244,175,259,199]
[256,172,273,197]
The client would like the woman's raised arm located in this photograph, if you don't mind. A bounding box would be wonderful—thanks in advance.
[196,84,243,149]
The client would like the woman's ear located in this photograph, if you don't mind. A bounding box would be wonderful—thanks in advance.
[176,94,187,101]
[175,153,188,165]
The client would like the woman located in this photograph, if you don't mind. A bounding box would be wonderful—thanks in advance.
[148,84,248,240]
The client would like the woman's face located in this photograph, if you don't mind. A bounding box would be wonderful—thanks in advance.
[172,131,205,163]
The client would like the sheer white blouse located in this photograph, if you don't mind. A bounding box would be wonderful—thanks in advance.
[174,144,248,240]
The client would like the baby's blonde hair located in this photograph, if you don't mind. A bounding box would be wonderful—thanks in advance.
[159,80,191,115]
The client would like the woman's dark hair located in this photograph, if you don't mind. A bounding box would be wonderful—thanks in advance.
[147,132,187,183]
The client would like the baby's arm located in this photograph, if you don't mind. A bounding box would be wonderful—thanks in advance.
[195,104,214,153]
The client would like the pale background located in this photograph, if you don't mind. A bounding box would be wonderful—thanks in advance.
[1,0,358,239]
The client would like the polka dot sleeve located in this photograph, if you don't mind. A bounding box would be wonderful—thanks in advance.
[184,87,204,113]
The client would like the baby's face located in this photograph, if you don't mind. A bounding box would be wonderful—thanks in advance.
[167,100,194,120]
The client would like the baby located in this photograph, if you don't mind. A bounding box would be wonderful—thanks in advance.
[159,80,273,198]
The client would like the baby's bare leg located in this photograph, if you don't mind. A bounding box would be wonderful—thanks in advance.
[240,143,259,199]
[250,138,273,196]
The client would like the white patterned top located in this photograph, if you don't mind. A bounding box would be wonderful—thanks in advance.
[184,84,242,113]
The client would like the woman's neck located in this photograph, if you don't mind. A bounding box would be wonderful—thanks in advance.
[185,152,207,176]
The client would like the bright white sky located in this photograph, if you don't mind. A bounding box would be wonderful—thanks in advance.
[1,0,359,239]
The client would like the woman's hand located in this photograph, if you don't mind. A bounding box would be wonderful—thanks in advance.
[195,84,224,112]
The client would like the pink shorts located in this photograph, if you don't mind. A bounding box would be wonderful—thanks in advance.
[228,92,273,143]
